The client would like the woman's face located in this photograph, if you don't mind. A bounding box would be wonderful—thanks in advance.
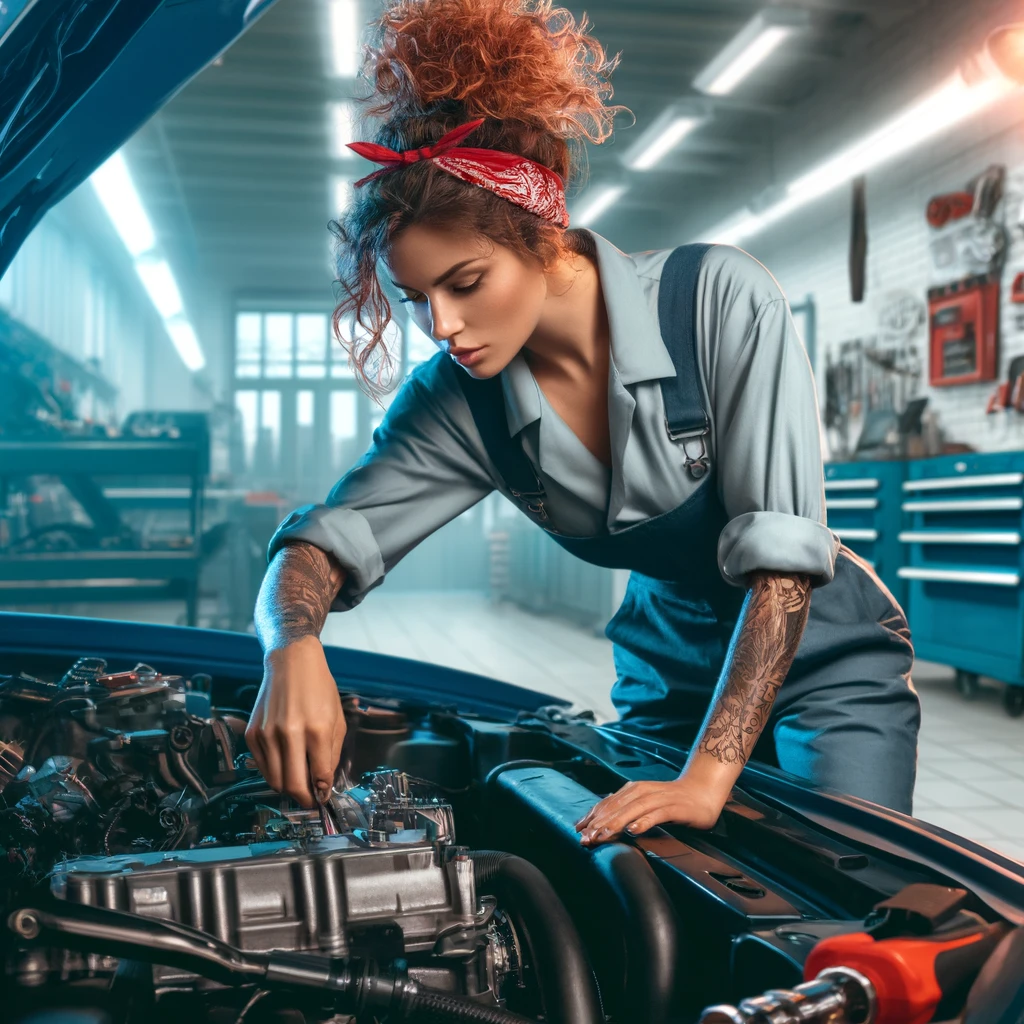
[386,223,549,378]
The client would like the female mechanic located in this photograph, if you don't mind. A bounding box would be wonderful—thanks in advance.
[245,0,920,843]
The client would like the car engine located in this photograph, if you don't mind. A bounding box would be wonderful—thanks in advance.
[0,651,1019,1024]
[0,658,534,1023]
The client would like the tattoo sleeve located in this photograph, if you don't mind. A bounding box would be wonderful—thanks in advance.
[253,542,347,654]
[696,572,812,767]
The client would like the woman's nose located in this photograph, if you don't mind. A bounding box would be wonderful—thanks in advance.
[429,300,463,342]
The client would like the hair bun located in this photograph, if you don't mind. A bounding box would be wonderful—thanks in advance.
[364,0,624,145]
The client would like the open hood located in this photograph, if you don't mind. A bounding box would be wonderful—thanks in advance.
[0,0,277,278]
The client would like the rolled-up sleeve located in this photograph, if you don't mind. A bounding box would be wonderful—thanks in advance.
[698,247,839,588]
[268,355,495,610]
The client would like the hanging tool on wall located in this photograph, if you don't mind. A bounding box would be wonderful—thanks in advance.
[699,884,1010,1024]
[985,353,1024,415]
[850,175,868,303]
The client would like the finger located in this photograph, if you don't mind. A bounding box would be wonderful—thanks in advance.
[307,725,339,805]
[581,791,670,843]
[576,782,649,830]
[259,730,284,793]
[574,803,601,831]
[279,728,315,807]
[583,788,665,832]
[245,728,267,777]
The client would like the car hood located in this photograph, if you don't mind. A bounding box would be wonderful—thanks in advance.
[0,0,277,278]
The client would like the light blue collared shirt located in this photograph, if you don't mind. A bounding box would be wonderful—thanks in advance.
[270,230,839,610]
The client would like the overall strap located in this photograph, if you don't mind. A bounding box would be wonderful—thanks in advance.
[456,371,550,523]
[657,242,713,479]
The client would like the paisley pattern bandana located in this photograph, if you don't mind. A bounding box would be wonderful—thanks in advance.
[347,118,570,228]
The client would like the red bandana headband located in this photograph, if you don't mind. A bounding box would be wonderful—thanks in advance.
[346,117,570,228]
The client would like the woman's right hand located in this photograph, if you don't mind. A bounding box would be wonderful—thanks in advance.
[245,635,347,808]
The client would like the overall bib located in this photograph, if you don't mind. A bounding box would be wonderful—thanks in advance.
[458,246,920,813]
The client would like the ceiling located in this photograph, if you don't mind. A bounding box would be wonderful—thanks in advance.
[121,0,934,369]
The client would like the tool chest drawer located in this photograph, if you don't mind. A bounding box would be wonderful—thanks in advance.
[899,452,1024,687]
[824,460,906,608]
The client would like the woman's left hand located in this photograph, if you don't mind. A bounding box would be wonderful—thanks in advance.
[575,776,727,846]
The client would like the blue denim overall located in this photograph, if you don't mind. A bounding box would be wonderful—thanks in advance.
[458,246,919,813]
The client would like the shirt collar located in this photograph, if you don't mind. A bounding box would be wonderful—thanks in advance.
[501,229,675,437]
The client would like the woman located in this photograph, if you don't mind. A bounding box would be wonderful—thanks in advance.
[246,0,920,841]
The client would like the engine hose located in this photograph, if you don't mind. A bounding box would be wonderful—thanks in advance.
[469,851,603,1024]
[396,986,537,1023]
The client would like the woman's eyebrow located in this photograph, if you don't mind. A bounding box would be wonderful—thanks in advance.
[390,257,482,291]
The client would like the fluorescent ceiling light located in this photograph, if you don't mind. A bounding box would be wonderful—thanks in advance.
[333,177,352,215]
[329,0,359,77]
[135,259,184,319]
[573,184,627,227]
[329,101,355,159]
[694,8,808,97]
[165,318,206,373]
[703,69,1017,247]
[624,106,707,171]
[90,152,156,257]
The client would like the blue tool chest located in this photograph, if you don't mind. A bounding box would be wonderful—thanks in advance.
[823,460,907,609]
[897,451,1024,715]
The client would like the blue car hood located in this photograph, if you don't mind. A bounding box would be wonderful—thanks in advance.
[0,0,277,278]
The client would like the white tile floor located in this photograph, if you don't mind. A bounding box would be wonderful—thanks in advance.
[321,591,1024,866]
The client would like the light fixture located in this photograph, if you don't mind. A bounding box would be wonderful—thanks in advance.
[329,101,355,159]
[90,152,156,257]
[134,258,184,319]
[328,0,359,77]
[622,102,710,171]
[333,177,352,215]
[694,7,809,97]
[165,318,206,373]
[702,66,1017,246]
[573,184,627,227]
[90,149,206,373]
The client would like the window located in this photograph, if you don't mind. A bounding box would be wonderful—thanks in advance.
[235,309,375,380]
[297,390,315,427]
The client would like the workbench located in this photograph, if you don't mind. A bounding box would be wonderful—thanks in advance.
[0,439,205,625]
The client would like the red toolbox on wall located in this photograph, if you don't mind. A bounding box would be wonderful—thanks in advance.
[928,273,999,387]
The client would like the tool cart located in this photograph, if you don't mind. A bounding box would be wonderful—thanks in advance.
[898,451,1024,716]
[824,460,907,609]
[0,438,206,625]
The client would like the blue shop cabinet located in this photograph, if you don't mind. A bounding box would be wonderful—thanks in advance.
[823,461,907,610]
[898,452,1024,716]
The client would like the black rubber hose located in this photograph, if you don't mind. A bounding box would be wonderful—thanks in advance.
[393,985,538,1024]
[469,851,603,1024]
[589,842,677,1024]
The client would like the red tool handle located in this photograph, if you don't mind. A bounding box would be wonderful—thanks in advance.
[987,382,1009,414]
[804,922,1008,1024]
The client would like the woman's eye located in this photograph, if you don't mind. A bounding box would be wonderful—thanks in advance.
[452,278,481,294]
[399,292,426,304]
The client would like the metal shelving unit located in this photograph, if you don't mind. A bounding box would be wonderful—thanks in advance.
[0,440,205,625]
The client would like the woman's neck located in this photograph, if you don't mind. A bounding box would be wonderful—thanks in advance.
[522,247,610,383]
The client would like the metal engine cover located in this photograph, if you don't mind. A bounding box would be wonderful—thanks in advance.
[51,835,480,957]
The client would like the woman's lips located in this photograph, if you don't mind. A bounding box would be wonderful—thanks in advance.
[449,347,483,367]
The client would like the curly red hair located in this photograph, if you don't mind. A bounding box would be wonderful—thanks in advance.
[331,0,628,397]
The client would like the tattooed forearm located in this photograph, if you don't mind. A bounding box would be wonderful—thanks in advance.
[696,573,812,766]
[254,542,347,654]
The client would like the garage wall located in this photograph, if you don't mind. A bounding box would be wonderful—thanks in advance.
[0,203,163,420]
[666,0,1024,456]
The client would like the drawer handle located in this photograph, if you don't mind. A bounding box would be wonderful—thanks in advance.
[897,566,1021,587]
[826,498,879,510]
[835,528,879,541]
[901,498,1024,513]
[824,478,880,491]
[902,472,1024,492]
[898,530,1021,546]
